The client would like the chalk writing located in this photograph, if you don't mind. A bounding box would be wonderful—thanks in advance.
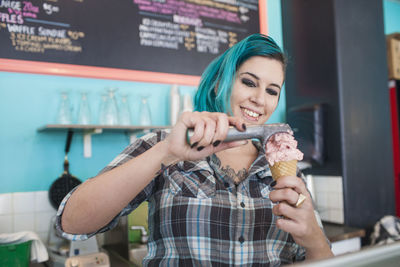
[22,1,39,13]
[173,14,201,26]
[10,31,82,53]
[42,3,59,15]
[0,0,84,54]
[7,23,33,34]
[139,17,191,50]
[0,0,21,10]
[38,26,65,37]
[0,11,23,23]
[67,30,84,40]
[133,0,240,24]
[134,0,249,52]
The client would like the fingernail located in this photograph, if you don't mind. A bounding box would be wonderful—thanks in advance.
[197,146,204,151]
[213,140,221,147]
[270,180,277,187]
[190,142,199,149]
[242,123,247,130]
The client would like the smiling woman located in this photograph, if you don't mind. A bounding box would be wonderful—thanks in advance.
[194,34,287,116]
[57,34,333,266]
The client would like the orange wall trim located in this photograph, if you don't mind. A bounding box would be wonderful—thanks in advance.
[0,58,201,85]
[259,0,268,35]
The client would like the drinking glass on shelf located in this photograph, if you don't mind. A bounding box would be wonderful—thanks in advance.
[139,95,152,126]
[56,91,73,124]
[77,92,91,125]
[104,87,119,125]
[98,93,108,125]
[119,94,132,125]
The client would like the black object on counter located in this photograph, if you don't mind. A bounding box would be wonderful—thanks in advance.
[49,130,81,210]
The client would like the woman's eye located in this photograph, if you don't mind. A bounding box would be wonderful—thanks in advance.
[266,88,278,96]
[242,78,256,87]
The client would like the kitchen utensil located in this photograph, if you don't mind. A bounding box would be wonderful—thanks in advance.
[49,130,81,209]
[187,123,292,147]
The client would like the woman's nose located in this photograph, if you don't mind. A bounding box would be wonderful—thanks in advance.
[250,89,265,106]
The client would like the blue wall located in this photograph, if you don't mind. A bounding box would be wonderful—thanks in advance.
[266,0,285,124]
[0,74,193,193]
[384,0,400,34]
[1,0,398,193]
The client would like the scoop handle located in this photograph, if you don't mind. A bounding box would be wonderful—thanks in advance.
[186,123,291,146]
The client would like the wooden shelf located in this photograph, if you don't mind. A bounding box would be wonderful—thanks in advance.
[37,124,171,158]
[37,124,170,132]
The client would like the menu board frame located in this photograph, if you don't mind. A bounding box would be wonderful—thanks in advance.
[0,1,267,86]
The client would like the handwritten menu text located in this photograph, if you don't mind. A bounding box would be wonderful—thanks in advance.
[0,0,84,53]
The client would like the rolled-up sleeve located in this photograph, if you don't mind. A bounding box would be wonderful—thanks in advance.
[55,130,166,240]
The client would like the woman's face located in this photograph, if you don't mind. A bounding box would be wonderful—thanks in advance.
[230,56,284,125]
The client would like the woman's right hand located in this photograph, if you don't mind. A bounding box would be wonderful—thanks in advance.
[162,111,247,164]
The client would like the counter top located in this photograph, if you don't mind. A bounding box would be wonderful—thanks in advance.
[323,222,366,242]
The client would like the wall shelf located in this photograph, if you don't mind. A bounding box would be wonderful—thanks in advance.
[38,124,171,158]
[37,124,169,132]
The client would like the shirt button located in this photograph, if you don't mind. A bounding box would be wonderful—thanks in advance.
[240,202,245,208]
[238,236,245,243]
[224,182,230,188]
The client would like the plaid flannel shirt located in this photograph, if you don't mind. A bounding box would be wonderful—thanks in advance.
[56,130,325,266]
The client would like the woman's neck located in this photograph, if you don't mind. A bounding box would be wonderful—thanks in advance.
[215,141,259,184]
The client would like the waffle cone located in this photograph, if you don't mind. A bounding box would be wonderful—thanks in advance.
[270,159,298,180]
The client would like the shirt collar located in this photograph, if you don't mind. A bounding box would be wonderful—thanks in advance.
[176,158,214,174]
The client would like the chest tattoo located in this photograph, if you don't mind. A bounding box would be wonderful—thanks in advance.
[220,165,248,184]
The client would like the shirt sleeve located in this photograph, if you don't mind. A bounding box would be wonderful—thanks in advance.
[55,130,167,241]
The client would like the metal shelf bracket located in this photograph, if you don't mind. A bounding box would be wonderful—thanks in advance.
[83,128,103,158]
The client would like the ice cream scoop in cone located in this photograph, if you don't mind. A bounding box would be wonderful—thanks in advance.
[265,132,303,180]
[269,159,298,180]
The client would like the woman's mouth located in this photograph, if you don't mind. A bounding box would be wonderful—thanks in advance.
[241,107,261,121]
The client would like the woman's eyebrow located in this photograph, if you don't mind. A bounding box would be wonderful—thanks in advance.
[240,72,259,80]
[240,72,282,90]
[270,83,281,90]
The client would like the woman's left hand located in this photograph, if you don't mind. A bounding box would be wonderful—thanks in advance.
[269,176,333,260]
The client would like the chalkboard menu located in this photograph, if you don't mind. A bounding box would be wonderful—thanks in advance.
[0,0,266,84]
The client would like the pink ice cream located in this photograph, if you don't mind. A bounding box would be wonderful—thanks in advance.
[265,132,304,166]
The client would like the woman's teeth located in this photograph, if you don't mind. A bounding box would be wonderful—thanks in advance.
[243,108,260,118]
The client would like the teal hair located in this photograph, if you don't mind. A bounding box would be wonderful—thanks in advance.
[194,34,286,114]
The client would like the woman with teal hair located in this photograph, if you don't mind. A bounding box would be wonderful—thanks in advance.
[57,33,333,265]
[195,33,286,114]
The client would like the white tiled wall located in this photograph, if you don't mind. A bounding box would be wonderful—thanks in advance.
[311,176,344,224]
[0,191,57,244]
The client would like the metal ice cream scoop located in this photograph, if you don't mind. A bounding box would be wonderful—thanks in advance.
[187,123,292,147]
